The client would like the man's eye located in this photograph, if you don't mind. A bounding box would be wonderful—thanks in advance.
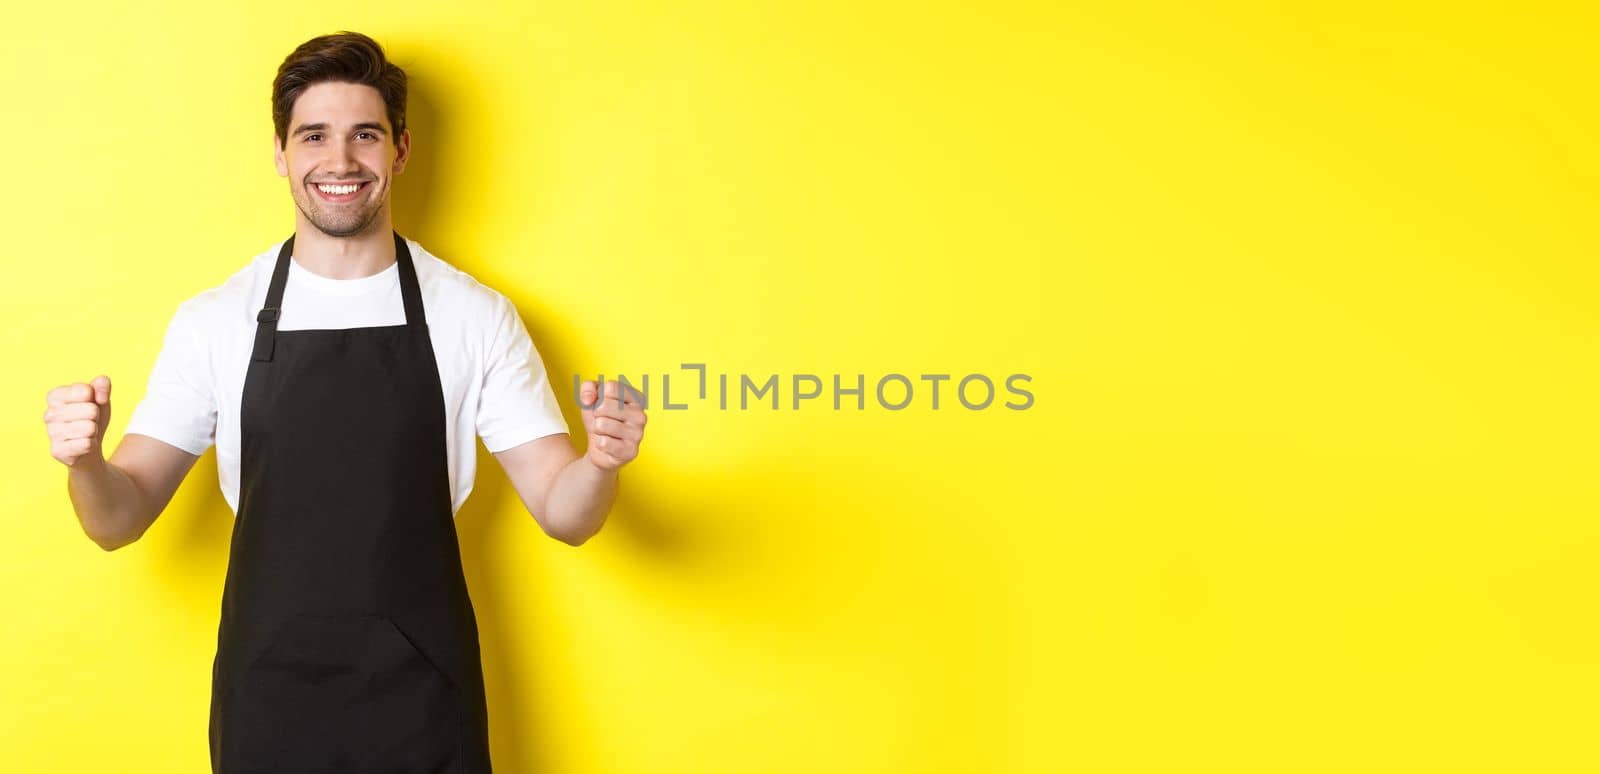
[357,132,374,140]
[304,134,321,142]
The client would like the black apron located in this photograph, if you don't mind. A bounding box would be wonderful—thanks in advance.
[208,231,494,773]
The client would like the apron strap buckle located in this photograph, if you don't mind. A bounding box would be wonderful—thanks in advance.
[252,306,281,362]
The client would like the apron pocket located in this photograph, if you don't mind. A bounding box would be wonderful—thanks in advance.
[365,615,468,771]
[231,613,464,773]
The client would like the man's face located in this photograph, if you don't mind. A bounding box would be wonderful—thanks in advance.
[274,81,410,238]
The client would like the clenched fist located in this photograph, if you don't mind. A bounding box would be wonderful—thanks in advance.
[45,375,112,467]
[579,379,646,471]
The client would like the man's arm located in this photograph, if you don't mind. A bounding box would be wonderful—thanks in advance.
[492,380,646,546]
[46,377,201,551]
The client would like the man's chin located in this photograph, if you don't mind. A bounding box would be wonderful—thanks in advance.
[307,212,379,238]
[316,224,371,238]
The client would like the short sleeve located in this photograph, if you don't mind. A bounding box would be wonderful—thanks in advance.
[476,293,569,453]
[124,300,217,455]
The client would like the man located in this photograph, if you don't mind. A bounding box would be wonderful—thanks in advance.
[39,31,646,772]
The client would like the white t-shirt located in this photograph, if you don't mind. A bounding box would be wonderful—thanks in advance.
[124,237,569,516]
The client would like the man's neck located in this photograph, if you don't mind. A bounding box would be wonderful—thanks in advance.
[291,215,397,280]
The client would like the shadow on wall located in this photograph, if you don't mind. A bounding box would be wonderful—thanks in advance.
[389,55,446,249]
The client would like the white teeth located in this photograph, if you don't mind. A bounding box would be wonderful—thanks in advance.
[317,183,362,195]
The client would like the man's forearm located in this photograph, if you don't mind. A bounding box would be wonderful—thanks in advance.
[67,457,153,551]
[540,456,618,546]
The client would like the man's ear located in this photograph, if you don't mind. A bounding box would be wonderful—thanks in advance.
[273,133,288,177]
[393,127,411,176]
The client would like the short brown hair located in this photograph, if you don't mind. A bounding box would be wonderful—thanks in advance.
[272,31,407,149]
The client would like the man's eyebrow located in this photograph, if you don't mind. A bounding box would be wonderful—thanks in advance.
[291,121,389,136]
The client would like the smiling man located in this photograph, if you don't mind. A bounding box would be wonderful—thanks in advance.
[39,31,645,773]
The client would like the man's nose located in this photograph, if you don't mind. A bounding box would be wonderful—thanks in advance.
[328,139,362,173]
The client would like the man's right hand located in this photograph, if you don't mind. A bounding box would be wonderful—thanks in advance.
[45,375,112,467]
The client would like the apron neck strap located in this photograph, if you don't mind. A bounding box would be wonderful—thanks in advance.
[252,230,426,363]
[392,231,428,328]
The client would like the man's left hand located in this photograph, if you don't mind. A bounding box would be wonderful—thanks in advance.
[578,379,646,471]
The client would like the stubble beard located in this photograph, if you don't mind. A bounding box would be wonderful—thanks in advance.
[296,181,385,238]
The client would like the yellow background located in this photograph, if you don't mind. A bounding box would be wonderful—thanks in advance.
[2,1,1596,771]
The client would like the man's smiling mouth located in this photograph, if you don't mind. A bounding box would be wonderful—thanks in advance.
[311,180,372,202]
